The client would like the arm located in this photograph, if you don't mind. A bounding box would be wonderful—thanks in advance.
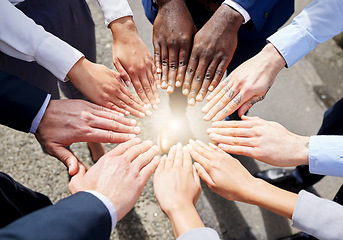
[153,143,220,239]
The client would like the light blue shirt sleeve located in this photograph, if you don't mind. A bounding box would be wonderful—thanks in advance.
[29,94,51,134]
[85,190,117,230]
[177,227,221,240]
[267,0,343,67]
[309,135,343,178]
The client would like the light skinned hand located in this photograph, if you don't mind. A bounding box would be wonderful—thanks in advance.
[153,0,197,94]
[183,5,243,106]
[207,115,310,167]
[202,43,286,121]
[110,16,160,108]
[34,99,141,176]
[69,138,160,221]
[154,142,203,238]
[189,139,297,219]
[67,57,150,118]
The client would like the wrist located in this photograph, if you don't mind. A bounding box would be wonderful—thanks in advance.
[295,135,310,165]
[218,4,244,29]
[109,16,138,41]
[157,0,186,9]
[262,43,286,72]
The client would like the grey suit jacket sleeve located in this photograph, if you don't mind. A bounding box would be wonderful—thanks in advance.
[177,227,221,240]
[292,190,343,240]
[0,192,112,240]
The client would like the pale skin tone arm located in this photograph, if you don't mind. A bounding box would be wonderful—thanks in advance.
[154,143,203,238]
[35,99,141,176]
[189,140,298,219]
[67,57,150,118]
[110,16,160,108]
[69,138,160,221]
[202,43,286,121]
[207,115,310,167]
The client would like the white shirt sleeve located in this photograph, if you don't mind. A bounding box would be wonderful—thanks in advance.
[96,0,133,27]
[85,190,117,230]
[309,135,343,178]
[222,0,251,24]
[267,0,343,67]
[177,227,221,240]
[29,94,51,134]
[0,0,84,81]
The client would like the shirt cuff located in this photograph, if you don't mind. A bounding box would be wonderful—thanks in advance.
[177,227,220,240]
[85,190,117,230]
[35,34,84,81]
[309,135,343,178]
[30,94,51,134]
[97,0,133,27]
[222,0,251,24]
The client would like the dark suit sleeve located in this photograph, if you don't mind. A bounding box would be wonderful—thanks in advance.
[0,192,112,240]
[0,70,48,133]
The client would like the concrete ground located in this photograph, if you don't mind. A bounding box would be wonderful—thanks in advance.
[1,0,342,239]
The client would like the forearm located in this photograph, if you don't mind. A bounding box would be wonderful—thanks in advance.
[166,204,205,239]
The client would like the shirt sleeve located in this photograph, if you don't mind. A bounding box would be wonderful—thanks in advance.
[267,0,343,67]
[222,0,251,24]
[96,0,133,27]
[292,190,343,240]
[0,0,84,81]
[29,94,51,134]
[177,227,221,240]
[309,135,343,178]
[85,190,117,230]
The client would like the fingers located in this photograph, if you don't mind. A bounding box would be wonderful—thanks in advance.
[206,76,230,102]
[155,155,167,174]
[174,142,183,167]
[188,140,210,170]
[153,41,162,74]
[87,129,137,144]
[207,126,253,138]
[183,145,192,169]
[217,143,253,156]
[107,138,142,157]
[114,59,132,87]
[209,60,227,93]
[122,140,154,162]
[183,52,198,97]
[166,47,179,94]
[90,115,140,134]
[176,46,190,88]
[193,162,214,186]
[166,144,177,168]
[132,145,159,171]
[130,75,150,106]
[140,155,160,183]
[209,134,253,147]
[238,95,265,117]
[187,59,208,105]
[196,60,218,102]
[160,44,169,89]
[52,146,79,176]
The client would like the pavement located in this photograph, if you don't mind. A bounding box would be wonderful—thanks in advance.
[1,1,343,239]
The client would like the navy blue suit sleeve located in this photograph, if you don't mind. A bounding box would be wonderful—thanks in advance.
[0,192,112,240]
[0,70,48,133]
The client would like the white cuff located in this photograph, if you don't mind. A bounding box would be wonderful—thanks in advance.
[85,190,117,230]
[222,0,251,24]
[30,94,51,134]
[97,0,133,27]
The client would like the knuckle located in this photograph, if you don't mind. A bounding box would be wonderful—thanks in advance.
[161,59,168,67]
[169,61,177,71]
[136,88,145,94]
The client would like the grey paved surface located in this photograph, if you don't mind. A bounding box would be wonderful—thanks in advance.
[1,1,343,239]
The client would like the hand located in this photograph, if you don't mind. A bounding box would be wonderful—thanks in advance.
[202,43,286,121]
[154,142,203,238]
[207,115,310,167]
[35,99,141,176]
[189,139,297,219]
[110,16,160,108]
[69,138,160,221]
[153,0,197,93]
[67,57,149,118]
[183,5,243,106]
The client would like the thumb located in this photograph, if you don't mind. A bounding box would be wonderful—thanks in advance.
[53,146,79,176]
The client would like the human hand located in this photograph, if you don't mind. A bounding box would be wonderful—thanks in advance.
[202,43,286,121]
[67,57,150,118]
[207,115,310,167]
[34,99,141,176]
[69,138,160,221]
[189,140,297,219]
[154,142,203,238]
[110,16,160,108]
[183,5,243,106]
[153,0,197,93]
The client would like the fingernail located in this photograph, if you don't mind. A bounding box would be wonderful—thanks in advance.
[129,134,136,138]
[119,113,125,117]
[125,111,130,115]
[144,104,149,109]
[176,81,181,87]
[147,103,152,109]
[188,98,195,106]
[167,86,173,93]
[208,85,214,91]
[125,81,131,87]
[146,140,153,146]
[212,121,219,127]
[156,98,160,104]
[157,84,161,89]
[196,95,203,102]
[212,116,219,121]
[177,142,182,147]
[207,128,213,134]
[139,112,146,118]
[153,104,158,110]
[134,127,141,133]
[209,142,217,148]
[157,67,162,72]
[135,138,141,143]
[161,82,167,88]
[152,145,159,151]
[201,106,208,113]
[130,119,137,125]
[189,139,195,144]
[146,110,152,116]
[183,89,189,95]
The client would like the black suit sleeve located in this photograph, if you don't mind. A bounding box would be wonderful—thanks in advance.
[0,191,112,240]
[0,70,48,133]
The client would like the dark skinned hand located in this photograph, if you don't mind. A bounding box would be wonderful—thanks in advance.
[153,0,197,94]
[183,4,243,105]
